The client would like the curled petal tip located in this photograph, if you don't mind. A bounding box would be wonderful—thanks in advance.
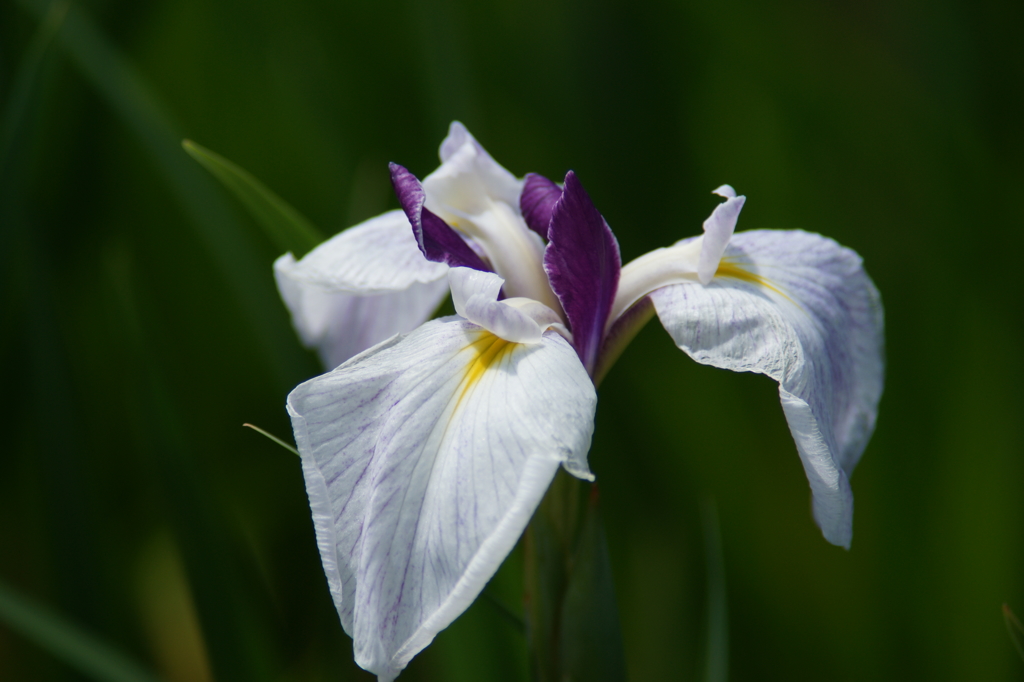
[389,163,421,199]
[712,184,737,199]
[697,193,745,285]
[520,173,562,239]
[439,121,470,161]
[650,229,883,548]
[449,267,563,343]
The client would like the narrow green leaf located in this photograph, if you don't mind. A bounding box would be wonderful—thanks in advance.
[0,577,163,682]
[1004,603,1024,662]
[701,498,729,682]
[242,422,299,456]
[15,0,309,391]
[183,140,323,258]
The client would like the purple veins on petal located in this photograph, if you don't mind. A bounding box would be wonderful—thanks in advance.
[544,171,621,375]
[520,173,562,239]
[389,163,492,273]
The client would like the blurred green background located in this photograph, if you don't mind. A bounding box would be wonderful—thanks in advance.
[2,0,1023,679]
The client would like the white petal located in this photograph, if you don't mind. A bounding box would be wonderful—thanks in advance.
[609,188,745,324]
[274,260,449,369]
[697,194,746,285]
[421,125,558,310]
[609,238,702,326]
[279,209,448,294]
[274,210,451,368]
[288,317,596,680]
[432,121,522,212]
[448,268,564,344]
[649,230,884,548]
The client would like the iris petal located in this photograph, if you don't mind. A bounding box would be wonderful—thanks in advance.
[390,163,493,273]
[449,268,564,344]
[520,172,562,239]
[273,210,449,367]
[650,229,884,547]
[288,317,596,679]
[544,172,622,374]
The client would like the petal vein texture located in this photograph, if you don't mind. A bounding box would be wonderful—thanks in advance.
[650,230,884,547]
[287,317,596,679]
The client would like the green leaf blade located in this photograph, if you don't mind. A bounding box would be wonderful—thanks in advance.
[0,578,164,682]
[182,139,324,258]
[0,0,69,177]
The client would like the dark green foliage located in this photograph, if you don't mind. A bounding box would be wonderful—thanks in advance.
[1,0,1022,679]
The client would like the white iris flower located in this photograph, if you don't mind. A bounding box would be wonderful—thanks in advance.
[274,122,884,680]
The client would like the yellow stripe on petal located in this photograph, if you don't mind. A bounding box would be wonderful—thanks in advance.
[456,332,513,410]
[715,259,789,301]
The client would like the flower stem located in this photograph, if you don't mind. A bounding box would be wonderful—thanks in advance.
[593,296,655,388]
[524,472,626,681]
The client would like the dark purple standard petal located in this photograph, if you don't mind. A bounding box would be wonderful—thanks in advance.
[544,171,621,375]
[389,163,492,273]
[520,173,562,239]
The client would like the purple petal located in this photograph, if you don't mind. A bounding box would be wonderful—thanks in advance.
[520,173,562,239]
[389,163,492,273]
[544,171,621,374]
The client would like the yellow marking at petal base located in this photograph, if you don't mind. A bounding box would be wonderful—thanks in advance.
[454,332,513,413]
[715,259,791,301]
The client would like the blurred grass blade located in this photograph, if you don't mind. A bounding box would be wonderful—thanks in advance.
[15,0,308,390]
[0,0,67,179]
[479,588,524,635]
[701,498,728,682]
[104,248,276,682]
[242,423,299,456]
[1004,604,1024,662]
[0,577,163,682]
[183,140,323,258]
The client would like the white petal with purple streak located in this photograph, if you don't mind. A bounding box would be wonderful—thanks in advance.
[287,316,596,680]
[649,229,884,548]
